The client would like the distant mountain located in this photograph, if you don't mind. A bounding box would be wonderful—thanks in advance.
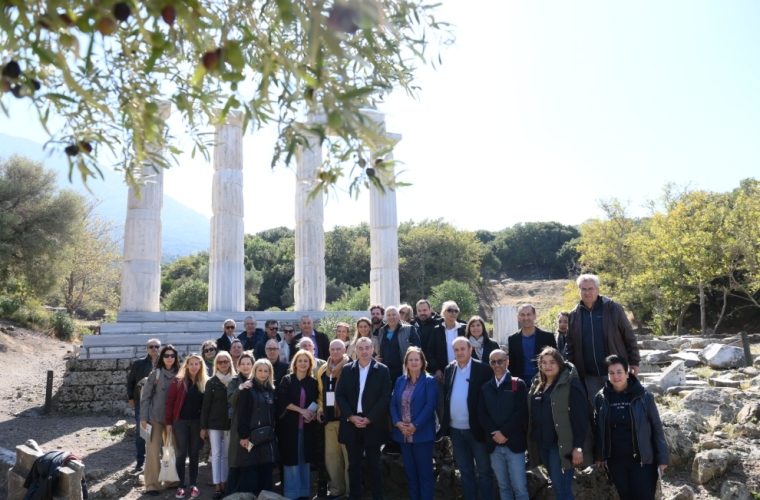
[0,133,209,258]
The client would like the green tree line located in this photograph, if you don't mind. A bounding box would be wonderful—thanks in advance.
[577,179,760,335]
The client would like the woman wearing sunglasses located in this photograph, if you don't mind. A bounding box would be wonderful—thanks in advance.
[201,340,218,376]
[140,344,181,496]
[201,351,236,500]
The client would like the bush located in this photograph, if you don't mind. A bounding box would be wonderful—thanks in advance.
[317,314,357,340]
[326,284,370,312]
[162,279,208,311]
[51,311,76,341]
[0,296,22,316]
[430,280,479,320]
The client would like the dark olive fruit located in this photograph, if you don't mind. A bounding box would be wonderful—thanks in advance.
[202,50,220,70]
[96,16,117,35]
[65,144,80,156]
[328,4,359,34]
[59,12,75,27]
[358,158,367,168]
[113,2,130,22]
[161,5,176,25]
[80,141,93,153]
[2,60,21,79]
[305,87,314,100]
[31,79,41,91]
[366,167,376,177]
[375,158,384,166]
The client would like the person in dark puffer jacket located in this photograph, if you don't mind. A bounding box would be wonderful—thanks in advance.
[594,355,669,500]
[201,351,235,500]
[237,358,280,496]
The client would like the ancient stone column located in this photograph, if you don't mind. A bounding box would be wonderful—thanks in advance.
[120,102,171,312]
[294,132,326,311]
[208,111,245,312]
[493,305,519,346]
[369,132,402,309]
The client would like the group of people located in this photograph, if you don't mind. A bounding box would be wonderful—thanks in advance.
[125,274,669,500]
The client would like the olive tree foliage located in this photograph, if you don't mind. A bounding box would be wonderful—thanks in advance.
[0,155,84,299]
[0,0,452,193]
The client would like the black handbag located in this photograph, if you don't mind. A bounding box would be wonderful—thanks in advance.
[249,425,274,446]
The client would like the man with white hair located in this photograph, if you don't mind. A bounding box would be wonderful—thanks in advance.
[297,336,327,377]
[376,305,420,386]
[567,274,641,402]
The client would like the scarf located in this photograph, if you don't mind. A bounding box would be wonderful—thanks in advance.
[215,371,233,387]
[469,335,485,360]
[326,354,350,378]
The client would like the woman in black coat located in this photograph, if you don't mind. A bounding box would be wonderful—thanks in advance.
[466,316,500,363]
[594,355,668,500]
[237,358,279,495]
[276,349,319,500]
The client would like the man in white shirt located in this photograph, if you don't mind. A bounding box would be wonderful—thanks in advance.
[336,337,392,500]
[441,337,495,500]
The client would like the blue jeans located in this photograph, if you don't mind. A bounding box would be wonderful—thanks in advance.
[449,428,494,500]
[283,429,310,499]
[490,446,528,500]
[134,403,145,465]
[400,441,434,500]
[538,443,574,500]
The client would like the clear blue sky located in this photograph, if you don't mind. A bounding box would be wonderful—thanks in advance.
[2,0,759,233]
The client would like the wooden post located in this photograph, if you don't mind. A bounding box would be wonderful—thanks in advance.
[44,370,53,414]
[741,331,753,367]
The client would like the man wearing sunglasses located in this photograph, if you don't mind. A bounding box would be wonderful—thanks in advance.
[126,338,161,472]
[254,320,281,360]
[478,350,529,500]
[216,319,238,352]
[427,301,467,382]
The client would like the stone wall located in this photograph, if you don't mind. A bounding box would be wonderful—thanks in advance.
[57,359,132,415]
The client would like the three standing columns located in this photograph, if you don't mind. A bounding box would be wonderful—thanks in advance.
[120,102,171,312]
[208,112,245,311]
[294,132,327,311]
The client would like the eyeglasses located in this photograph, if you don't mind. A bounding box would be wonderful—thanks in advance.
[225,325,235,330]
[489,359,507,366]
[268,327,278,331]
[148,345,160,349]
[446,308,460,314]
[203,348,217,353]
[284,330,295,334]
[266,347,280,351]
[163,354,177,359]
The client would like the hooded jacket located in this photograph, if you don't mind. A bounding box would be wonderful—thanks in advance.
[139,367,177,423]
[593,374,669,466]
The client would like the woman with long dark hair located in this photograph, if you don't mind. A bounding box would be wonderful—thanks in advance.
[201,351,235,500]
[166,353,208,499]
[140,344,180,496]
[237,358,279,495]
[465,315,500,363]
[346,317,378,360]
[277,349,319,500]
[225,352,255,495]
[527,347,593,500]
[594,355,668,500]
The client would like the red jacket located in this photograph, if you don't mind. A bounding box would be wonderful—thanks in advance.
[165,377,188,426]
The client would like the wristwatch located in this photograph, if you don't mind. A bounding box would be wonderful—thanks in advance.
[574,448,583,453]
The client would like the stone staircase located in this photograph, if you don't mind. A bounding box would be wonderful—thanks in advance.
[80,310,366,359]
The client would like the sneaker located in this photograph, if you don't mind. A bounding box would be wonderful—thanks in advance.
[212,491,224,500]
[190,486,200,498]
[133,463,144,473]
[175,488,186,499]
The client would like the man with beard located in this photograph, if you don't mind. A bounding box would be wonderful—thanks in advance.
[369,305,386,338]
[412,299,442,373]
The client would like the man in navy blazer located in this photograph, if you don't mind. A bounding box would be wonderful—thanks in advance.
[336,337,392,500]
[441,337,495,500]
[507,304,557,388]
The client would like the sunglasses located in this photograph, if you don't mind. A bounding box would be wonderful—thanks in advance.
[217,360,230,365]
[163,354,177,359]
[266,347,280,351]
[489,359,507,366]
[446,308,460,313]
[148,345,160,349]
[268,326,278,331]
[203,348,217,353]
[225,325,235,330]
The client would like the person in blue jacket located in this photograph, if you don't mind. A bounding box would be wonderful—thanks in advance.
[390,347,438,500]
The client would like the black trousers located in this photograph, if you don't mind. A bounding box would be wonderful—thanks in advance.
[607,459,658,500]
[345,427,383,500]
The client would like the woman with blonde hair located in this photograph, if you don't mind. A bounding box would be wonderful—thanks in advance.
[140,344,180,496]
[201,351,236,500]
[166,353,209,499]
[277,350,319,499]
[237,358,279,495]
[334,322,351,345]
[226,352,255,495]
[346,317,379,360]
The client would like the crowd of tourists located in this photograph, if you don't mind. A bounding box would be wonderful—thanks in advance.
[126,274,669,500]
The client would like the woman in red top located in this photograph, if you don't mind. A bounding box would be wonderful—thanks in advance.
[166,353,208,499]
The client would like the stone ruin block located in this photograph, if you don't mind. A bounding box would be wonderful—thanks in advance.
[8,442,84,500]
[658,360,686,391]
